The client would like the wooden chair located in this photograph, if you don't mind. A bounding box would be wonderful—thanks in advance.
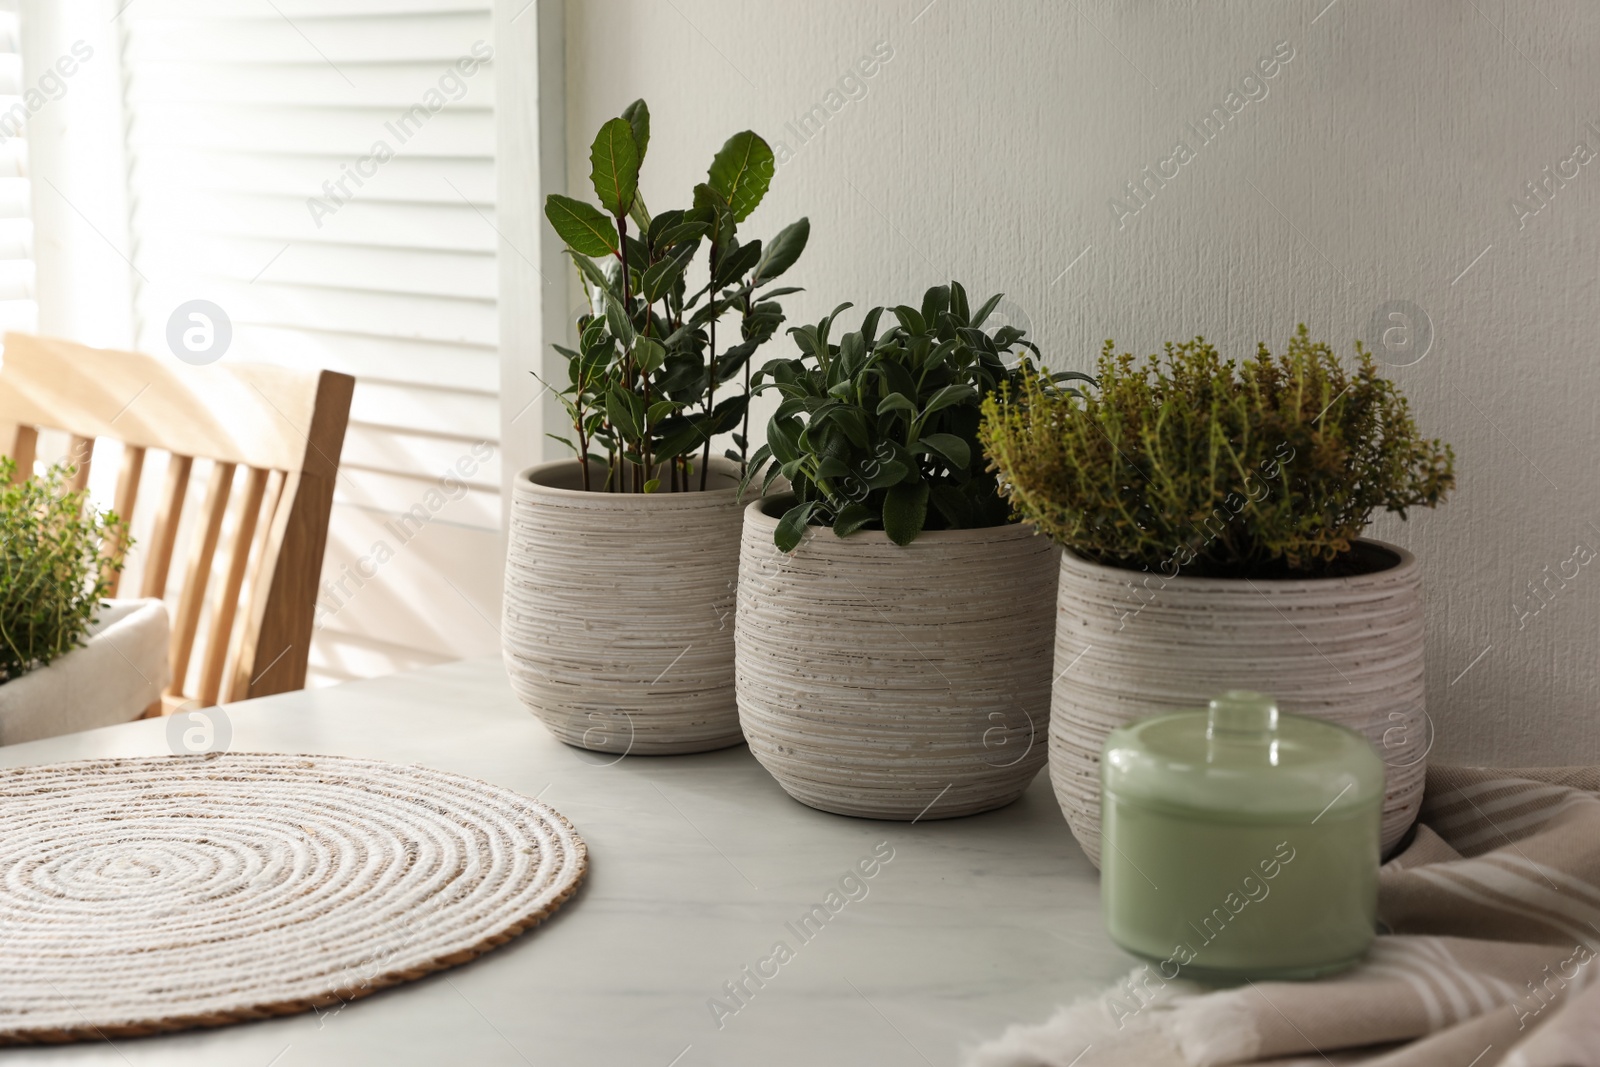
[0,333,354,711]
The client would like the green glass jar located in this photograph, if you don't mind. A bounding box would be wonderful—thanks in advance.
[1100,691,1383,981]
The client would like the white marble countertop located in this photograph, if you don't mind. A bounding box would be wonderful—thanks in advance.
[0,657,1128,1067]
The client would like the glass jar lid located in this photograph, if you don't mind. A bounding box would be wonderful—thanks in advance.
[1102,691,1385,822]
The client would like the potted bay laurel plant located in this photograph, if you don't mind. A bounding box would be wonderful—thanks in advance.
[503,99,809,755]
[979,325,1455,864]
[735,284,1085,819]
[0,461,168,744]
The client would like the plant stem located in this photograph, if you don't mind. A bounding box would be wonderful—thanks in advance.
[576,406,590,492]
[573,353,591,492]
[739,289,753,478]
[699,246,718,491]
[618,214,637,492]
[642,296,656,486]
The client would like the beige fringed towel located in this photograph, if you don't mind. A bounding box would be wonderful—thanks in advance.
[969,766,1600,1067]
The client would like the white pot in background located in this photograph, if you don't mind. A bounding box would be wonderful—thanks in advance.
[0,598,169,745]
[1049,539,1427,867]
[502,458,746,755]
[736,498,1060,820]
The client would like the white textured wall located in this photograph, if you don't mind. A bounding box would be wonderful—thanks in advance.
[564,0,1600,765]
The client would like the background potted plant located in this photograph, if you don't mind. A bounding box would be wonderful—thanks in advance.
[503,99,809,754]
[980,325,1455,864]
[0,460,167,744]
[735,283,1080,819]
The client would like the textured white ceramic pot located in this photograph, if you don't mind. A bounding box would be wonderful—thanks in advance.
[736,497,1061,820]
[503,458,745,755]
[1049,538,1428,867]
[0,599,169,745]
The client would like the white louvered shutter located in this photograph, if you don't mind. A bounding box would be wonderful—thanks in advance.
[120,0,502,685]
[0,0,36,336]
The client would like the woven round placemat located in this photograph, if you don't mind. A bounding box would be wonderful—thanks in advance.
[0,752,587,1045]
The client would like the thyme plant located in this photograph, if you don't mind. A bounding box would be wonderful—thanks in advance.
[1,460,129,682]
[978,325,1455,577]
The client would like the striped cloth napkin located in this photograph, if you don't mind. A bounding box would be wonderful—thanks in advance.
[968,766,1600,1067]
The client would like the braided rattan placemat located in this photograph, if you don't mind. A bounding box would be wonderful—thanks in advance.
[0,753,587,1044]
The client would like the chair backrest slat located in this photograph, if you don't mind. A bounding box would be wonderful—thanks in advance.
[140,454,193,601]
[9,425,35,484]
[105,444,146,597]
[197,466,270,706]
[226,369,352,703]
[0,333,353,712]
[65,436,93,493]
[168,461,236,698]
[225,468,286,701]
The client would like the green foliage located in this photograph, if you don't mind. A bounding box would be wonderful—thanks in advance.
[978,325,1456,577]
[587,117,640,218]
[545,195,618,258]
[706,131,774,222]
[540,99,809,493]
[0,460,130,682]
[748,282,1084,550]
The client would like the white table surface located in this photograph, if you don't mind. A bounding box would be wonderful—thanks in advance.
[0,657,1128,1067]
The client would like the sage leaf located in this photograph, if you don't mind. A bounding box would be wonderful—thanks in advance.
[774,501,814,553]
[832,502,873,538]
[917,433,971,469]
[761,462,784,496]
[971,292,1004,330]
[739,443,773,498]
[920,383,977,417]
[863,460,909,489]
[882,482,930,546]
[815,456,850,480]
[892,305,927,336]
[876,393,917,417]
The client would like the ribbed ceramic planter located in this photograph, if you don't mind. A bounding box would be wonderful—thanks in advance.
[1049,539,1427,867]
[502,458,745,755]
[0,599,168,745]
[736,497,1061,820]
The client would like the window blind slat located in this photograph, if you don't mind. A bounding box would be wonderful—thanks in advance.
[127,104,493,157]
[124,13,491,64]
[0,5,32,333]
[202,324,497,391]
[347,379,498,439]
[130,191,497,251]
[333,474,499,527]
[132,0,489,21]
[135,234,495,299]
[135,278,496,347]
[128,60,498,108]
[129,150,494,203]
[338,424,502,487]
